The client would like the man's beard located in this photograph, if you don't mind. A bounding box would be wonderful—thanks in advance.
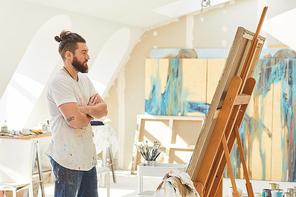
[72,56,88,73]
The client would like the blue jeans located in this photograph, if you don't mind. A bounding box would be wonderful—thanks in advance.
[50,157,98,197]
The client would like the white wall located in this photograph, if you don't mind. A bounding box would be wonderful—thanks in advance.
[0,0,142,129]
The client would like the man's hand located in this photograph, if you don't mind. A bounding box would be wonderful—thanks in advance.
[78,94,108,119]
[88,94,102,106]
[79,94,103,114]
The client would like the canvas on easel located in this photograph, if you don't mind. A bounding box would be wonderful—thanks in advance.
[187,7,268,197]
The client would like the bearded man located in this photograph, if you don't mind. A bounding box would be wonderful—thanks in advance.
[45,30,107,197]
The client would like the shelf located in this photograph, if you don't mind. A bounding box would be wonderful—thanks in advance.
[132,115,204,172]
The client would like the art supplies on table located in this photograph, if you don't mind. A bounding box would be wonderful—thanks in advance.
[135,141,163,166]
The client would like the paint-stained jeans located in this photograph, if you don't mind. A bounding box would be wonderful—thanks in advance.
[50,157,98,197]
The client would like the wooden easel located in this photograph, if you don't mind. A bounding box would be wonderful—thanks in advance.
[187,7,268,197]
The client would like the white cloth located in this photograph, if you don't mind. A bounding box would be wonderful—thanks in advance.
[45,70,97,171]
[153,169,199,197]
[92,125,118,155]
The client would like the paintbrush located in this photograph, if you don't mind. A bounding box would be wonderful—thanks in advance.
[135,141,163,161]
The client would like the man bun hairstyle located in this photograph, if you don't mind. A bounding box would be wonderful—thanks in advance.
[55,30,86,60]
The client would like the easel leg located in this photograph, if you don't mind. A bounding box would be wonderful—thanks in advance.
[214,177,223,197]
[221,135,239,197]
[234,126,254,197]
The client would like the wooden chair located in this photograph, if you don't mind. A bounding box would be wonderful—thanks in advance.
[0,139,35,197]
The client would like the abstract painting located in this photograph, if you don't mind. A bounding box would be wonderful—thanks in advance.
[146,48,296,181]
[228,57,296,182]
[145,58,207,116]
[145,58,225,117]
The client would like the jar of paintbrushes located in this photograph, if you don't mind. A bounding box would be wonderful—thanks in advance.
[135,141,163,166]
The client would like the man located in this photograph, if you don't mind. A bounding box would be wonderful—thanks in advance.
[45,30,107,197]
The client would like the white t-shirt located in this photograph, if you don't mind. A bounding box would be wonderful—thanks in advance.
[45,70,97,171]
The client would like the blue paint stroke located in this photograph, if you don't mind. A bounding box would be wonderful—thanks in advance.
[228,58,296,182]
[145,59,209,116]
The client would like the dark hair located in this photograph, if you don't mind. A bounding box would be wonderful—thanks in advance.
[54,30,86,60]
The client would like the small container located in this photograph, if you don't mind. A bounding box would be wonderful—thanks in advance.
[263,189,272,197]
[1,120,8,132]
[284,192,291,197]
[228,187,242,197]
[22,128,30,135]
[271,190,283,197]
[269,183,279,191]
[229,187,233,197]
[287,188,294,194]
[144,160,155,166]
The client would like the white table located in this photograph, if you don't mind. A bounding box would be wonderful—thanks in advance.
[137,163,187,197]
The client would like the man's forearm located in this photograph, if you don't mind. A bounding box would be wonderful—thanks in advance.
[59,102,93,129]
[66,112,93,129]
[79,103,108,119]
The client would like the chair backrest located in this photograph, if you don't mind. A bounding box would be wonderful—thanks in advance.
[0,139,35,183]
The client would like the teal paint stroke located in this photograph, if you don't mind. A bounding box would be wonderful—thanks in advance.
[145,59,209,116]
[227,58,296,182]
